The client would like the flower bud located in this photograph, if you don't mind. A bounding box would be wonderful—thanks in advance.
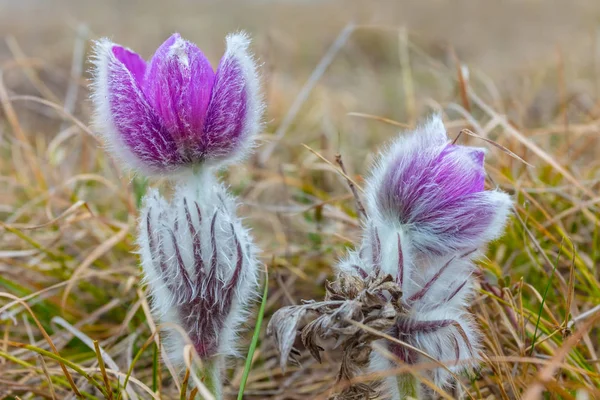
[138,173,259,364]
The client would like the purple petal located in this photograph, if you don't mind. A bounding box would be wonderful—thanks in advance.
[144,34,215,159]
[410,191,512,253]
[112,45,146,86]
[203,33,260,162]
[203,53,246,155]
[467,148,485,166]
[433,144,485,195]
[380,143,485,220]
[93,39,182,173]
[377,144,491,251]
[144,33,179,89]
[107,55,180,167]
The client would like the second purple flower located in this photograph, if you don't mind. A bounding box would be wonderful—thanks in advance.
[366,115,511,256]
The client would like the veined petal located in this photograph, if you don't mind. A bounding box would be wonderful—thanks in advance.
[388,310,480,388]
[203,32,263,164]
[144,33,216,159]
[91,39,181,173]
[377,139,486,224]
[407,190,512,253]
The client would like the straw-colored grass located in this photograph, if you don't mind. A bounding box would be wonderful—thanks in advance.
[1,1,599,399]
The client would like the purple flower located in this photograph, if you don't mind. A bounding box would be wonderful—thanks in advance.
[366,114,512,255]
[138,173,259,373]
[91,32,263,175]
[336,115,512,397]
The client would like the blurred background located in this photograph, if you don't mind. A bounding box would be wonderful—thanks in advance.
[4,0,600,127]
[1,1,600,399]
[2,0,600,175]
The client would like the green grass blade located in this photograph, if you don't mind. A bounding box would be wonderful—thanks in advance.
[529,245,561,356]
[237,268,269,400]
[117,333,156,400]
[152,341,159,393]
[133,175,149,209]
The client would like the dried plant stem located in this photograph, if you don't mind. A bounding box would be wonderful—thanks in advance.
[335,153,366,220]
[398,27,416,126]
[259,23,355,165]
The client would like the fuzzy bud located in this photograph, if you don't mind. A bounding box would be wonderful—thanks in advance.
[138,173,259,365]
[365,114,511,256]
[91,32,263,175]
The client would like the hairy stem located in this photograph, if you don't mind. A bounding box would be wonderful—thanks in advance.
[396,374,420,400]
[200,357,222,399]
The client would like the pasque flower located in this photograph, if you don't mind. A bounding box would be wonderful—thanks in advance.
[337,115,512,398]
[139,173,259,394]
[91,32,262,175]
[267,115,511,399]
[90,32,264,397]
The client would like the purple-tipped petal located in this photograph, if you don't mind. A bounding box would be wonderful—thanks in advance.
[91,39,182,173]
[467,147,485,166]
[112,45,146,85]
[144,34,216,158]
[379,144,485,224]
[144,33,179,90]
[203,32,262,163]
